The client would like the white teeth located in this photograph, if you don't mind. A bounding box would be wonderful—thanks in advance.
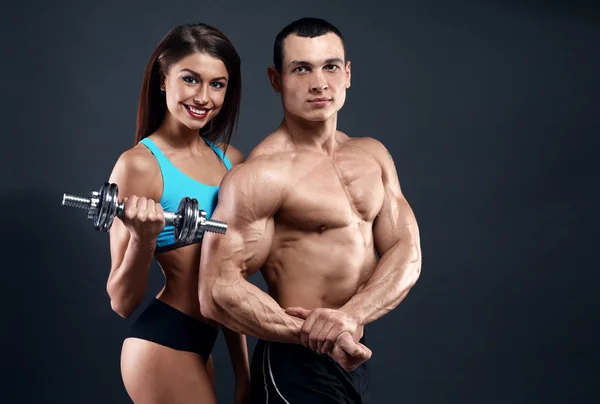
[188,106,207,114]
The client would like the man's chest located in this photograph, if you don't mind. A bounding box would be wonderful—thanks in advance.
[277,153,385,230]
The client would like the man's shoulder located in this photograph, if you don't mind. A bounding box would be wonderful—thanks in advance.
[231,152,291,174]
[234,133,297,171]
[246,131,295,159]
[346,135,390,159]
[222,147,291,186]
[347,136,401,186]
[219,133,295,195]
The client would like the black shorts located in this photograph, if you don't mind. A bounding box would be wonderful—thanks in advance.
[124,298,218,362]
[249,336,371,403]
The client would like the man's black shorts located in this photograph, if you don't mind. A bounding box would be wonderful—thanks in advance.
[249,335,370,403]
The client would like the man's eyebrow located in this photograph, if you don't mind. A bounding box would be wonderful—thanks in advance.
[323,58,344,65]
[289,60,313,67]
[289,58,344,67]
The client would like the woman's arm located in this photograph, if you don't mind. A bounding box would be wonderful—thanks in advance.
[223,327,250,389]
[105,146,163,318]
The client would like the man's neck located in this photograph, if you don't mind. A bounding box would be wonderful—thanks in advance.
[282,111,339,156]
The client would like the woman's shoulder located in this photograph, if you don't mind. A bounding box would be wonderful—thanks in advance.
[108,143,161,198]
[115,143,158,175]
[216,143,245,166]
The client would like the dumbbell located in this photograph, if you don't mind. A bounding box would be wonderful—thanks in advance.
[61,182,227,244]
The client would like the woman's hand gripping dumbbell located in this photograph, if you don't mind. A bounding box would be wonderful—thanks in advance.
[61,182,227,244]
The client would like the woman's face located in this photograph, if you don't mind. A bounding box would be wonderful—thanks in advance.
[162,51,229,131]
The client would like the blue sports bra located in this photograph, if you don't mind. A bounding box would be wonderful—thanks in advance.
[139,137,232,253]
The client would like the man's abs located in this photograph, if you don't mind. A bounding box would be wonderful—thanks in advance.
[263,223,378,310]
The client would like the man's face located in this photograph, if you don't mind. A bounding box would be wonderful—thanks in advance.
[273,33,351,122]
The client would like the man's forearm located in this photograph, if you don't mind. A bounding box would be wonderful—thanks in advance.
[203,278,304,344]
[341,238,421,326]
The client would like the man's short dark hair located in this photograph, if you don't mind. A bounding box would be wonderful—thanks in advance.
[273,17,346,72]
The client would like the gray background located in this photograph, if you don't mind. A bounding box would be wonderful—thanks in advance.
[1,0,598,403]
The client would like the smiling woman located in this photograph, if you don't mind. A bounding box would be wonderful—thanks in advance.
[102,23,249,404]
[135,24,241,149]
[159,54,230,132]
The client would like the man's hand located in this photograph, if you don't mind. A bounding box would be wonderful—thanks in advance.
[286,307,371,371]
[329,332,372,372]
[285,307,361,354]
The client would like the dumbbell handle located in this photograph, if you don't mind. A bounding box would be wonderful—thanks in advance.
[61,193,227,236]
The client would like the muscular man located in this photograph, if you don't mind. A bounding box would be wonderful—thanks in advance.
[199,17,422,403]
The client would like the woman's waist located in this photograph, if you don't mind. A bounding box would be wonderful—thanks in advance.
[156,285,218,328]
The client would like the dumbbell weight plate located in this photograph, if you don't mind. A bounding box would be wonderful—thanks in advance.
[174,197,200,245]
[93,183,120,232]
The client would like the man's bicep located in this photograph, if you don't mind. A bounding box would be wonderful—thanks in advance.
[373,186,418,255]
[210,201,274,278]
[373,145,419,255]
[208,164,281,275]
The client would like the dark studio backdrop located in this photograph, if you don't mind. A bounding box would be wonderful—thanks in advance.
[0,0,597,403]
